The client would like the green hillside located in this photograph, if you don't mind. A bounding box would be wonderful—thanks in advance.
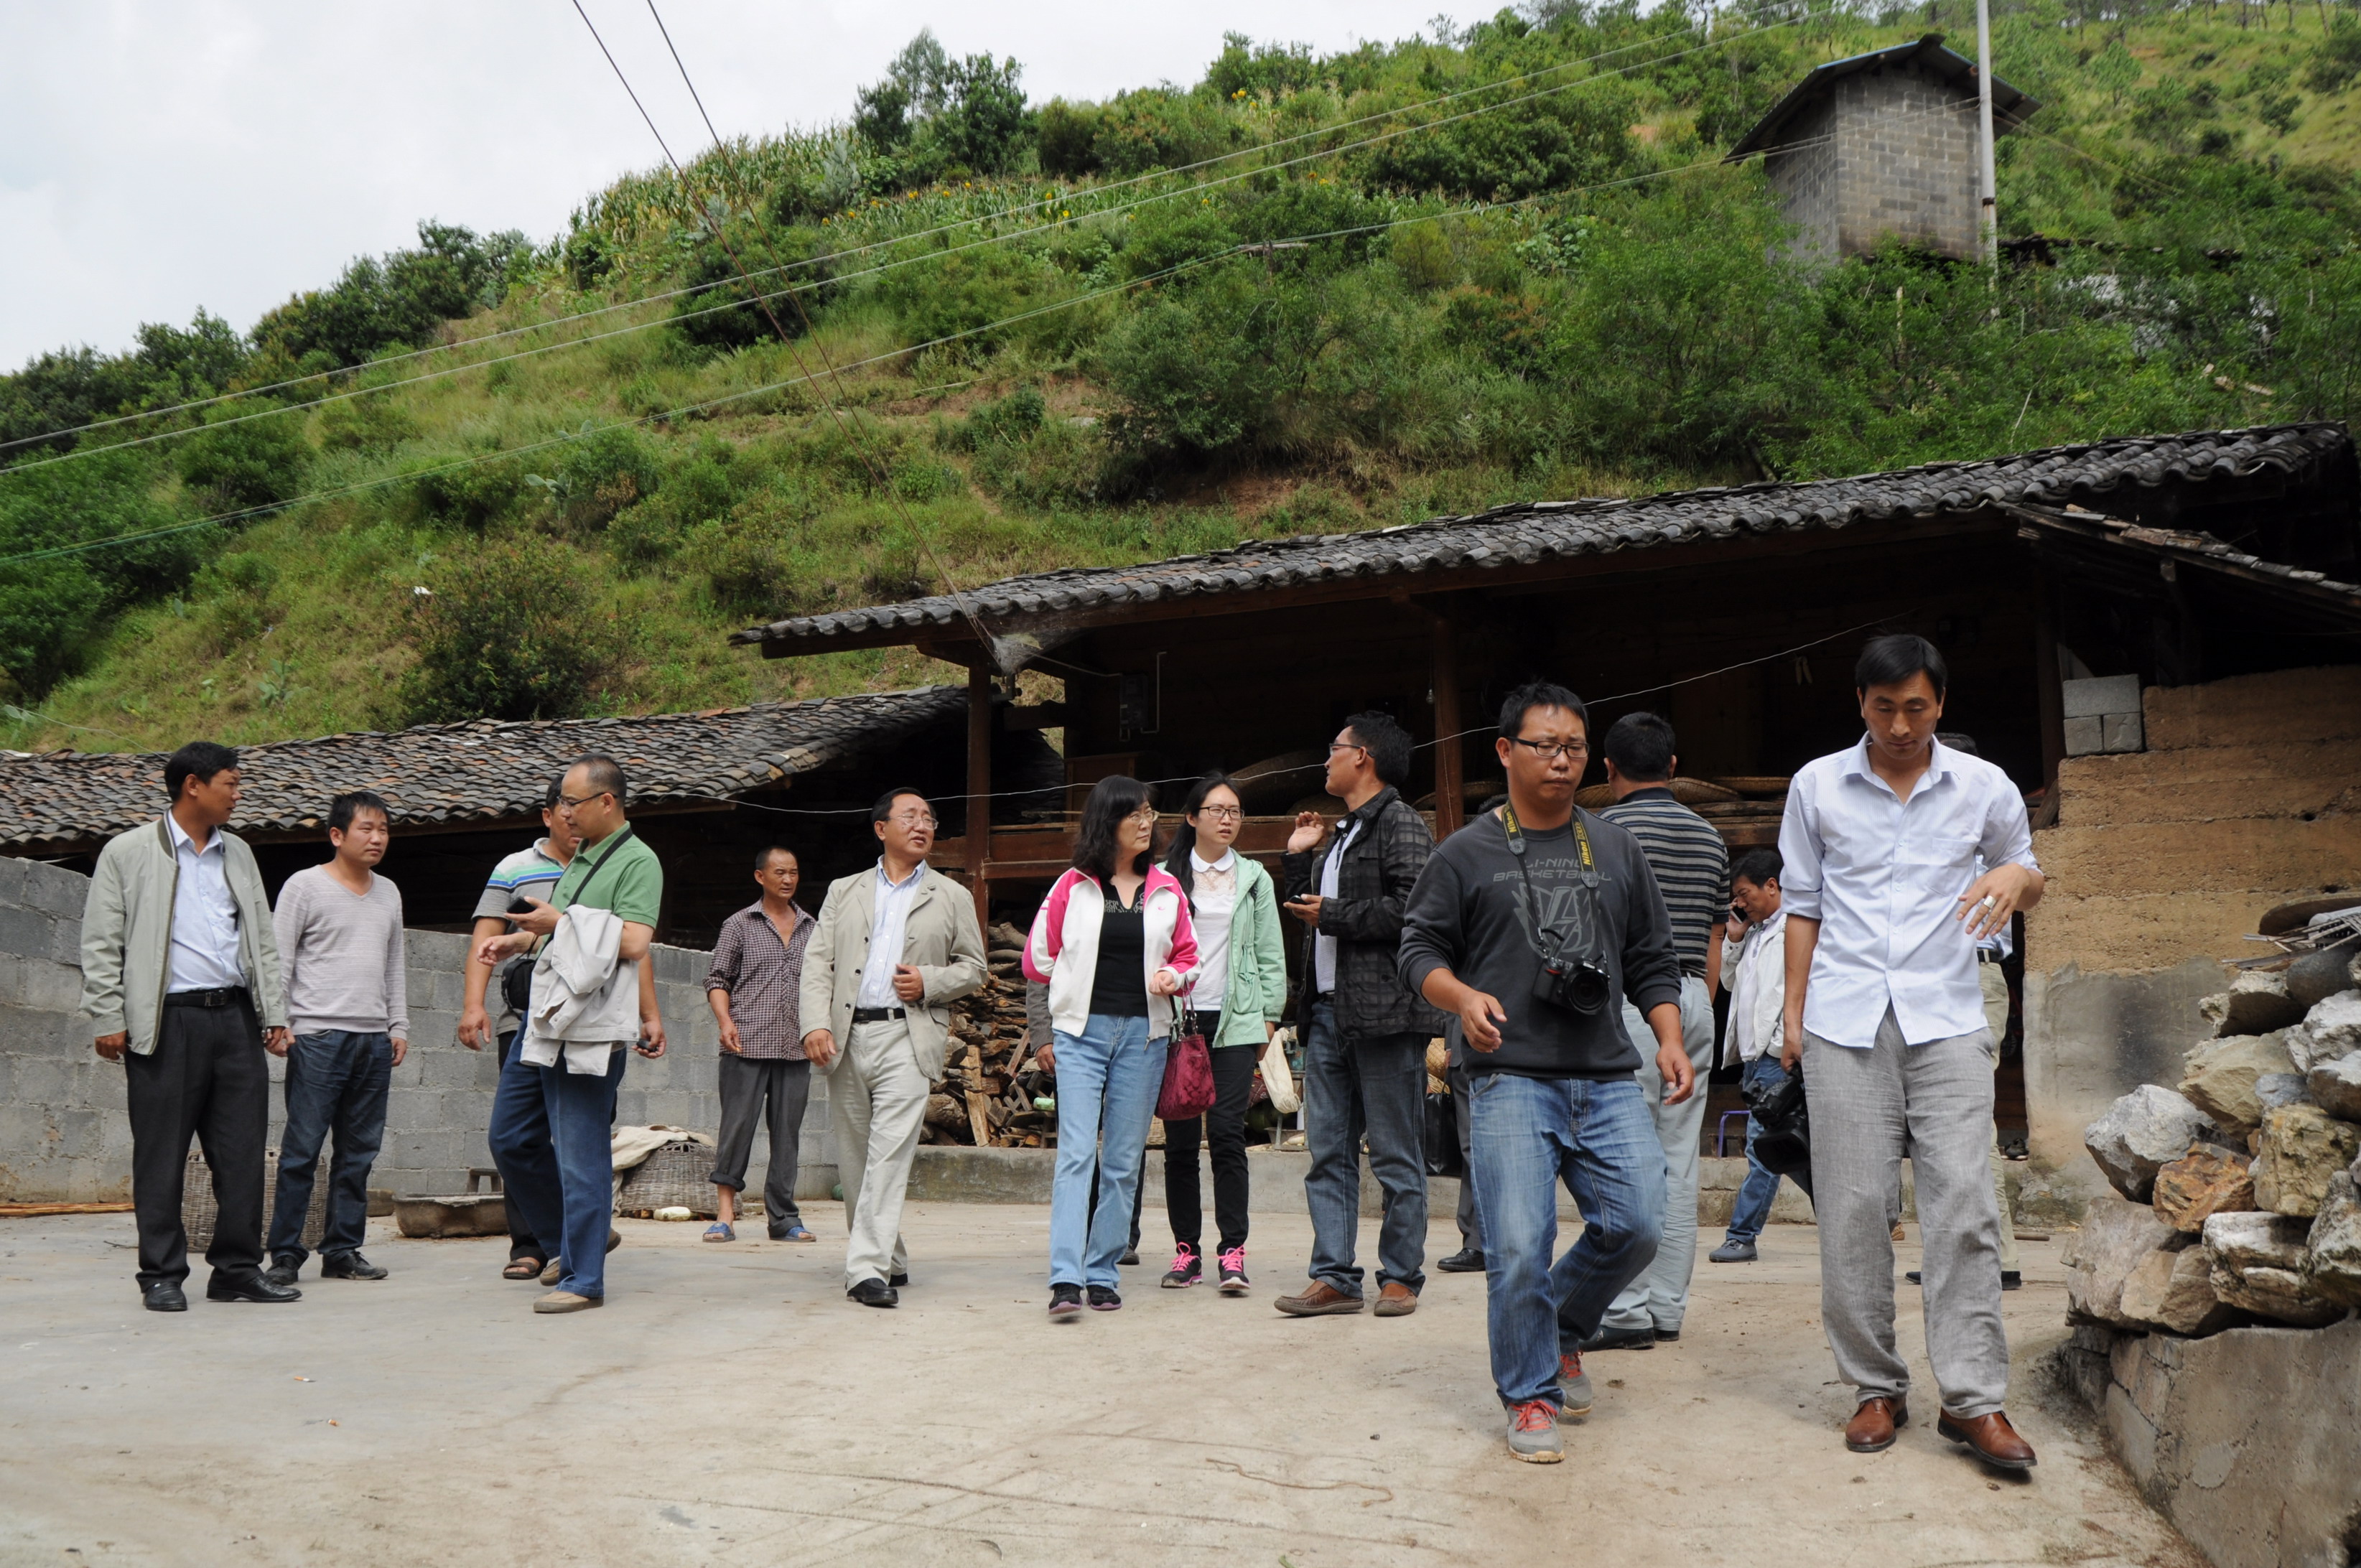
[4,0,2358,756]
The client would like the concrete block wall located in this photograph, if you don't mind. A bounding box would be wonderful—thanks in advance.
[2022,666,2361,1220]
[1767,66,1980,265]
[0,859,834,1203]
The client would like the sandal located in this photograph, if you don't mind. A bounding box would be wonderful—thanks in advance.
[703,1222,735,1243]
[503,1258,544,1281]
[781,1226,816,1243]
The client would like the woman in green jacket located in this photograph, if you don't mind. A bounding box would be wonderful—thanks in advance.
[1158,774,1287,1295]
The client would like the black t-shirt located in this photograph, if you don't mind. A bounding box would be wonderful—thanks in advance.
[1089,887,1149,1017]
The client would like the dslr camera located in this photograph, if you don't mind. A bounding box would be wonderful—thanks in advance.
[1532,951,1613,1016]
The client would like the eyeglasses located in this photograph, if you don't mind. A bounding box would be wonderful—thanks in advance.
[1197,805,1242,821]
[557,790,613,809]
[1507,737,1590,762]
[888,813,938,830]
[1124,806,1159,824]
[1326,742,1368,758]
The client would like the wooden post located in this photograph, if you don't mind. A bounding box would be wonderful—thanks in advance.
[1433,615,1463,839]
[966,662,992,932]
[2031,556,2067,830]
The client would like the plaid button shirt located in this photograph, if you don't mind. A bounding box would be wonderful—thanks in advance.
[704,900,816,1060]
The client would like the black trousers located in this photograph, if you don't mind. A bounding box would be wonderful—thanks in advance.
[125,996,269,1289]
[709,1055,811,1230]
[1163,1032,1257,1254]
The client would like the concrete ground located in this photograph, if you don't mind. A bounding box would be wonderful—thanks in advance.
[0,1207,2198,1568]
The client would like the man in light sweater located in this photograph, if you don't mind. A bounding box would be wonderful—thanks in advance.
[265,791,409,1285]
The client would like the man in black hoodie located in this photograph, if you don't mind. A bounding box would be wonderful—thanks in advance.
[1399,681,1691,1464]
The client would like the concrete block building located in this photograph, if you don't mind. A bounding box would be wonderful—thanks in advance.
[1728,34,2038,264]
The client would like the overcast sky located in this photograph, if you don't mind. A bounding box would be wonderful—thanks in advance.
[0,1,1450,369]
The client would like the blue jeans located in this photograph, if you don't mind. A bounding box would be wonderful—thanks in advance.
[1467,1071,1664,1409]
[269,1029,393,1265]
[1302,1000,1430,1297]
[1727,1056,1792,1243]
[1048,1014,1165,1289]
[489,1045,626,1297]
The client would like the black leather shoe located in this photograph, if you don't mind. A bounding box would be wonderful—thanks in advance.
[207,1270,301,1304]
[142,1282,187,1312]
[606,1227,622,1254]
[2001,1271,2022,1291]
[1575,1325,1656,1353]
[889,1271,910,1288]
[322,1252,388,1280]
[264,1256,302,1289]
[847,1277,899,1308]
[1436,1248,1486,1273]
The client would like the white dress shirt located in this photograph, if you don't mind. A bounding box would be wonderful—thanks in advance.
[855,860,926,1009]
[165,813,248,992]
[1776,737,2039,1049]
[1187,849,1238,1007]
[1313,816,1362,996]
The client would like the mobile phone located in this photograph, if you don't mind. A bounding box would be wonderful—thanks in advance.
[507,897,537,916]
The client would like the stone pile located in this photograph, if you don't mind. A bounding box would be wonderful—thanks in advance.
[921,924,1052,1149]
[2073,946,2361,1336]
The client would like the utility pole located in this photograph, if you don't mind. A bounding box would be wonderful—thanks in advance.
[1975,0,1999,271]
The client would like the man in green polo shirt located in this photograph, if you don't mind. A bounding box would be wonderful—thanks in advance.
[485,753,667,1313]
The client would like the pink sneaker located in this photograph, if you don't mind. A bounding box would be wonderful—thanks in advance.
[1216,1246,1249,1295]
[1160,1243,1201,1289]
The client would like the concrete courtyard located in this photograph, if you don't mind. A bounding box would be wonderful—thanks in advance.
[0,1205,2197,1568]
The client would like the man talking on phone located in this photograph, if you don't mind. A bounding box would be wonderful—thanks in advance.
[1400,681,1690,1465]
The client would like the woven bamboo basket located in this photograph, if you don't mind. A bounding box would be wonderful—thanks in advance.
[616,1140,717,1217]
[182,1148,328,1254]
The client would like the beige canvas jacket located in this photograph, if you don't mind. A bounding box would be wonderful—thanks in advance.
[79,817,289,1054]
[797,860,985,1081]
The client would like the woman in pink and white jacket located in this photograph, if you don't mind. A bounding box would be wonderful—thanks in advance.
[1025,775,1198,1319]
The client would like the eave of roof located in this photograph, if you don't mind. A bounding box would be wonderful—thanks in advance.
[732,423,2351,659]
[1726,33,2039,162]
[0,686,967,854]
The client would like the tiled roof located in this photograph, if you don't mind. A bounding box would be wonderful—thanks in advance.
[735,424,2351,653]
[1726,33,2039,162]
[0,686,965,853]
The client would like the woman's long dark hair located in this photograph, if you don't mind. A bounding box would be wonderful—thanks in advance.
[1073,775,1157,882]
[1163,773,1242,908]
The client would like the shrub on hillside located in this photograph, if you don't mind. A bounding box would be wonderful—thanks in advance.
[527,424,662,536]
[253,222,531,369]
[0,449,202,696]
[0,310,248,460]
[1092,88,1239,177]
[1100,267,1282,459]
[174,403,312,511]
[192,551,280,653]
[1036,101,1104,177]
[673,227,834,352]
[1353,79,1641,200]
[399,538,610,723]
[408,453,527,531]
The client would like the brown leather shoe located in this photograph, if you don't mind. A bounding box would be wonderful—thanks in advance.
[1844,1396,1909,1453]
[1938,1409,2037,1471]
[1373,1282,1418,1317]
[1274,1281,1366,1316]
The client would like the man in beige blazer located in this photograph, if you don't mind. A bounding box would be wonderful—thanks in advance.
[800,786,987,1306]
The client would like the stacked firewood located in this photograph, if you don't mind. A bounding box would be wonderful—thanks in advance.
[919,923,1057,1147]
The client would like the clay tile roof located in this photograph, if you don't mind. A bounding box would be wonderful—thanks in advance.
[0,686,965,854]
[734,423,2350,654]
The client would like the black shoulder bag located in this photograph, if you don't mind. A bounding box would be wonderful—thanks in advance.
[1498,805,1613,1017]
[500,827,637,1014]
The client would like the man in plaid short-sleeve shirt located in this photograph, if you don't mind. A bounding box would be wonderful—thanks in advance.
[704,846,818,1242]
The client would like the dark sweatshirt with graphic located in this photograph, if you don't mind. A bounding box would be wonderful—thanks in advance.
[1397,807,1683,1081]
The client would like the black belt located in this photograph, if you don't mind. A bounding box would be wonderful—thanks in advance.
[1977,950,2005,966]
[850,1006,907,1023]
[165,986,249,1008]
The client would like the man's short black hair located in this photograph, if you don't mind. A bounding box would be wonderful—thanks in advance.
[1935,731,1980,757]
[1339,711,1412,789]
[755,844,798,871]
[1603,711,1675,782]
[164,741,238,804]
[871,786,928,824]
[1496,681,1589,743]
[1855,633,1948,697]
[544,774,567,811]
[328,791,391,836]
[1731,848,1783,887]
[567,753,627,803]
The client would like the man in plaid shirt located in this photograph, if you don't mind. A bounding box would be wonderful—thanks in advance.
[703,846,817,1243]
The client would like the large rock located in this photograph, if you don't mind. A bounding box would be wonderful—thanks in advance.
[2310,1052,2361,1121]
[2203,1208,2347,1325]
[2118,1243,2239,1336]
[2286,944,2360,1009]
[2064,1192,2184,1326]
[2151,1144,2257,1233]
[2180,1031,2297,1131]
[2255,1071,2315,1112]
[2085,1085,2217,1202]
[2253,1103,2361,1217]
[2301,989,2361,1063]
[2201,969,2305,1037]
[2307,1170,2361,1307]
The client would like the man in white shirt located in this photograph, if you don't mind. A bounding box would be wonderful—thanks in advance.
[1777,635,2043,1473]
[1708,848,1789,1264]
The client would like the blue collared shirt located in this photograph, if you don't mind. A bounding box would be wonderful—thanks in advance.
[165,813,248,992]
[1777,737,2038,1048]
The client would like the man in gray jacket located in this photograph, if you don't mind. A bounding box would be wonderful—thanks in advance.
[80,741,296,1312]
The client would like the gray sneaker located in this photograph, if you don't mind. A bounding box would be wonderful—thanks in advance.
[1506,1399,1564,1463]
[1557,1352,1593,1418]
[1710,1238,1759,1263]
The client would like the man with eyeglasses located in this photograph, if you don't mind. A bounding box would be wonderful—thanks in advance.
[1399,681,1690,1463]
[800,786,987,1307]
[1275,711,1447,1320]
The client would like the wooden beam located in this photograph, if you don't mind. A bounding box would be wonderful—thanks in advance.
[1432,615,1464,840]
[965,662,992,932]
[2030,549,2066,831]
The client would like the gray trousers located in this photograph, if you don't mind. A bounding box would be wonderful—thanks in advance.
[1807,1007,2009,1417]
[709,1055,810,1230]
[1601,975,1715,1335]
[832,1019,926,1289]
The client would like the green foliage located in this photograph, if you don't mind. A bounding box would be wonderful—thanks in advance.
[192,551,281,652]
[526,424,661,536]
[0,310,247,459]
[1036,100,1104,178]
[1352,78,1641,199]
[2308,18,2361,94]
[174,403,312,510]
[853,31,1033,179]
[399,537,610,722]
[253,221,531,368]
[1092,89,1239,178]
[0,449,200,696]
[673,226,832,351]
[1206,33,1320,101]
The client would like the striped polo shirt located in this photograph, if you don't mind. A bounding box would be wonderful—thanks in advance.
[1599,787,1730,978]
